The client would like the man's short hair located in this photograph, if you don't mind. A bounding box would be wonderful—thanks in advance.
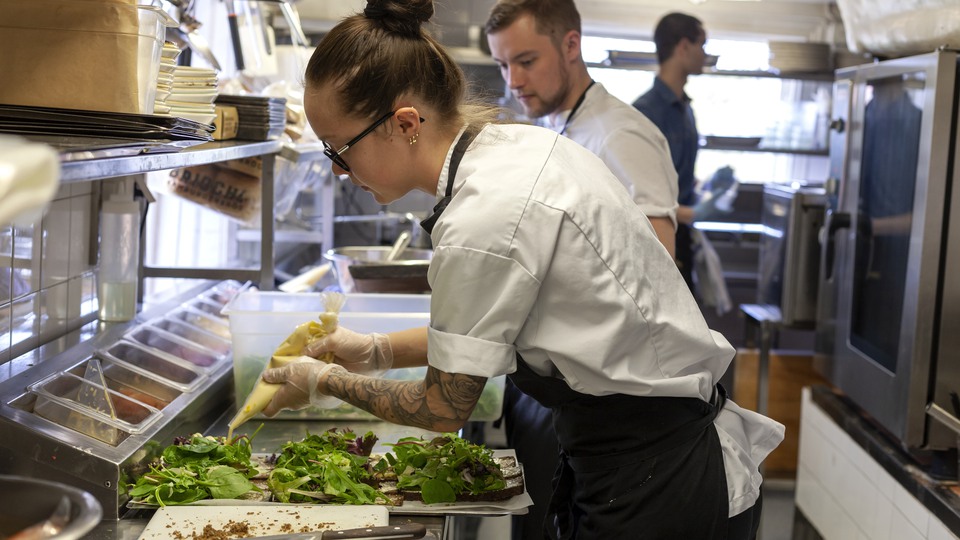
[654,12,704,64]
[485,0,581,47]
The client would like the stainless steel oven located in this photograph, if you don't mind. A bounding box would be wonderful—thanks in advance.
[758,183,826,329]
[815,49,960,452]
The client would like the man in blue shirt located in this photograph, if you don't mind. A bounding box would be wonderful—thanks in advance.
[634,12,707,291]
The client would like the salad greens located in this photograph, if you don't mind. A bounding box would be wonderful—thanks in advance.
[384,434,506,504]
[266,428,390,505]
[128,429,263,506]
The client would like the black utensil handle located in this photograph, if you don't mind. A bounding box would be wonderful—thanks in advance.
[323,523,427,539]
[228,13,245,70]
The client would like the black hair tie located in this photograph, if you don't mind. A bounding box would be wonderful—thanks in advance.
[363,5,387,20]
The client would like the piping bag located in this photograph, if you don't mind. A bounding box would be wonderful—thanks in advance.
[227,292,346,441]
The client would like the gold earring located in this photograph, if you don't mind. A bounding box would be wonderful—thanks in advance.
[409,133,419,145]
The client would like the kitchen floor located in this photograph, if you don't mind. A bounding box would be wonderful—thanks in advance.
[469,480,797,539]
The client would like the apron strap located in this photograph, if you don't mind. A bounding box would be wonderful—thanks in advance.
[420,127,477,235]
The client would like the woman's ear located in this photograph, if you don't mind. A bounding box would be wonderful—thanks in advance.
[394,107,422,136]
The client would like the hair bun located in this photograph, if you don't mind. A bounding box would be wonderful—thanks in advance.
[364,0,433,37]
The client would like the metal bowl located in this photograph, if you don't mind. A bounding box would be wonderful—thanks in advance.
[323,247,432,293]
[0,475,102,539]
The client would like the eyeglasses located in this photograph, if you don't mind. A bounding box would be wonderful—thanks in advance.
[322,110,425,172]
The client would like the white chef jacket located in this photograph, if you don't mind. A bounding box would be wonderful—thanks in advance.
[543,82,679,227]
[425,123,783,517]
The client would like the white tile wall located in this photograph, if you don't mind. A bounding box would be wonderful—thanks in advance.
[797,388,960,540]
[0,181,100,361]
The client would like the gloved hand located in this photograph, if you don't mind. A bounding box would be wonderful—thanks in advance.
[693,166,739,221]
[301,327,394,376]
[260,358,347,417]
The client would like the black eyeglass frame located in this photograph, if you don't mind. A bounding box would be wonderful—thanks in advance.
[322,110,425,172]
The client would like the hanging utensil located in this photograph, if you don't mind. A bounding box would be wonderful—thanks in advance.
[385,231,412,262]
[169,0,222,70]
[224,0,246,70]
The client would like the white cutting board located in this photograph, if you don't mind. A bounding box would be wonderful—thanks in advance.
[138,505,389,540]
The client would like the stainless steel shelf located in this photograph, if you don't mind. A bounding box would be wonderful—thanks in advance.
[588,62,835,82]
[60,140,283,183]
[700,144,829,156]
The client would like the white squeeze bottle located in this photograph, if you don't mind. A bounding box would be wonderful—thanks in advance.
[98,180,141,322]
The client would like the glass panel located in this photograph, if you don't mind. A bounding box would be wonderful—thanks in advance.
[849,73,925,372]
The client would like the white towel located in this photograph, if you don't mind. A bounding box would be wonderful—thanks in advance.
[692,228,733,316]
[0,136,60,227]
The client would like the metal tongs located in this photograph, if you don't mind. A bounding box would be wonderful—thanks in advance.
[164,0,223,70]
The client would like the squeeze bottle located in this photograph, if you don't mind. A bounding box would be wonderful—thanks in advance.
[98,185,140,322]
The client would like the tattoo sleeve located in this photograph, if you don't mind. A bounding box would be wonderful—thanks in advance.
[321,365,487,432]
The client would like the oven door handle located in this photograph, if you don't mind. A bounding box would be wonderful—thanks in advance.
[820,210,850,280]
[926,402,960,437]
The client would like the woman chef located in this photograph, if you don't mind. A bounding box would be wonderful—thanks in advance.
[260,0,783,537]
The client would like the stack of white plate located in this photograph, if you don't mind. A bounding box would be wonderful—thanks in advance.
[154,41,180,116]
[768,41,831,73]
[167,66,219,125]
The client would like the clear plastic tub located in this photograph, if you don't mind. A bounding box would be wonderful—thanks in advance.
[168,306,231,339]
[223,291,505,422]
[222,291,432,337]
[135,5,177,114]
[97,340,206,393]
[125,325,226,370]
[199,280,252,307]
[150,317,232,356]
[183,297,230,322]
[30,372,161,446]
[64,357,181,411]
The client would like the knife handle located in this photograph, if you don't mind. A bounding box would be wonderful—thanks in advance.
[323,523,427,539]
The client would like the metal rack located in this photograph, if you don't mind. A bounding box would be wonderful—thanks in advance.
[59,140,337,290]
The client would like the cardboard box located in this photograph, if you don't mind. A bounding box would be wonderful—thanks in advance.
[733,348,830,479]
[218,155,262,177]
[0,0,166,114]
[168,164,260,225]
[212,106,239,141]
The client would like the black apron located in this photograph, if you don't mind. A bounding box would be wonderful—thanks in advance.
[421,126,732,539]
[509,357,730,540]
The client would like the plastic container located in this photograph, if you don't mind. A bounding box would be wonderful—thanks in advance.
[168,306,232,339]
[222,291,505,422]
[97,340,206,393]
[183,297,230,322]
[98,185,140,322]
[150,317,232,355]
[64,357,181,411]
[125,325,226,371]
[30,371,161,446]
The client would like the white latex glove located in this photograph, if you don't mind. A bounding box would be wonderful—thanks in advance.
[260,359,347,416]
[301,327,394,376]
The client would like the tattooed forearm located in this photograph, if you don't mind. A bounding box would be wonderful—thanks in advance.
[321,365,487,432]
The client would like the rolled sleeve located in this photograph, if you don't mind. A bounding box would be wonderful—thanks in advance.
[427,327,516,377]
[427,245,541,378]
[599,127,679,228]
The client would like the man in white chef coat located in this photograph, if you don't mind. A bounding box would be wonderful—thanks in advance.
[486,1,681,537]
[486,0,679,256]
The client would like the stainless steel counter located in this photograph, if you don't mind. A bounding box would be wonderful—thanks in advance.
[82,407,519,539]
